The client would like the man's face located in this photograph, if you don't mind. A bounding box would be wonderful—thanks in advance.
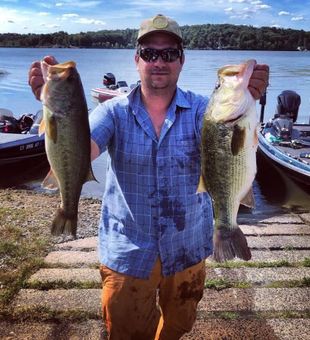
[135,33,184,92]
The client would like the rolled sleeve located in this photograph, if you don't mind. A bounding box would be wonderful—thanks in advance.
[89,101,115,154]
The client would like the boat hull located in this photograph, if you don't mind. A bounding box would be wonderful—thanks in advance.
[0,133,46,166]
[257,127,310,192]
[91,87,130,104]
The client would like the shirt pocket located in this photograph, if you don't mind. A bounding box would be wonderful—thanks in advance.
[175,136,200,160]
[172,136,201,189]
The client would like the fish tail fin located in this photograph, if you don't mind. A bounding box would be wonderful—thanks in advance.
[51,208,77,238]
[213,226,251,262]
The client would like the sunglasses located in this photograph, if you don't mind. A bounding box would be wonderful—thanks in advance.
[138,48,182,63]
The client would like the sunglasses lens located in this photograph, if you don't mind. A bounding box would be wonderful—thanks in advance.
[139,48,181,63]
[139,48,159,62]
[161,49,180,62]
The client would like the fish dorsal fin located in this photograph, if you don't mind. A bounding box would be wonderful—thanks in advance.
[42,169,59,190]
[231,125,246,156]
[197,175,207,193]
[240,186,255,209]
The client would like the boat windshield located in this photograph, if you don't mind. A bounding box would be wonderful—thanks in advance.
[29,110,43,134]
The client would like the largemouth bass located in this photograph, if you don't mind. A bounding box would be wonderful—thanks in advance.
[198,59,259,262]
[40,61,96,237]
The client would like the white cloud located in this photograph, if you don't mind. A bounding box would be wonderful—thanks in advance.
[291,16,304,21]
[228,0,248,3]
[243,7,255,14]
[38,12,50,16]
[73,17,106,25]
[37,2,53,9]
[256,4,270,10]
[40,23,61,29]
[56,1,102,8]
[224,7,234,13]
[278,11,290,16]
[62,13,79,18]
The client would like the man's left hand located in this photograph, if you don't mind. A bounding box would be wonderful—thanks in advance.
[248,64,269,100]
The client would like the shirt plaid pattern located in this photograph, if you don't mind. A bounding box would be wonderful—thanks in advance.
[90,86,214,278]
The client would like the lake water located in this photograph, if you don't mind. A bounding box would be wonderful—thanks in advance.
[0,48,309,210]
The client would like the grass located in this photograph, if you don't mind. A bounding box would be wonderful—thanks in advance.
[8,306,101,322]
[25,280,101,290]
[204,310,310,320]
[302,257,310,267]
[204,278,251,290]
[206,259,294,269]
[0,206,53,311]
[266,277,310,288]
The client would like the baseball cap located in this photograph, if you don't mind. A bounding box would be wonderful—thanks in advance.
[137,14,183,43]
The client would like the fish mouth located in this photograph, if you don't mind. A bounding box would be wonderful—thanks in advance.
[218,66,241,78]
[225,113,244,124]
[46,61,76,81]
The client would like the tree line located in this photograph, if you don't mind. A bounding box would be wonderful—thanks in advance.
[0,24,309,51]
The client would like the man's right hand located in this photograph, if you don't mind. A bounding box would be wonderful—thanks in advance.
[28,56,58,101]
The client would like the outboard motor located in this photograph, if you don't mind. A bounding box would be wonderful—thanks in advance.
[103,73,116,88]
[270,90,301,141]
[275,90,301,123]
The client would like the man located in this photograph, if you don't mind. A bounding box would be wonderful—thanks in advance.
[29,14,269,340]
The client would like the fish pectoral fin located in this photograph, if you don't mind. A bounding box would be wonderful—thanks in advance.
[240,186,255,208]
[41,169,59,190]
[46,115,58,143]
[231,125,246,156]
[85,166,98,183]
[197,175,207,193]
[38,119,46,136]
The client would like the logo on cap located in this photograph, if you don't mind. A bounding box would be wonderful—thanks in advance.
[152,15,168,29]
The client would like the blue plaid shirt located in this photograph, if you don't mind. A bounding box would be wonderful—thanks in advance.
[89,86,213,279]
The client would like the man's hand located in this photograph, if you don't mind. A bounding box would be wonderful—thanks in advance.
[248,64,269,100]
[28,55,58,101]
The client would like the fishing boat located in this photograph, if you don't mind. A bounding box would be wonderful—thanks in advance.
[257,90,310,192]
[0,110,46,167]
[91,72,136,104]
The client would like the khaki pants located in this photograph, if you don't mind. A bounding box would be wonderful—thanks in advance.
[100,258,206,340]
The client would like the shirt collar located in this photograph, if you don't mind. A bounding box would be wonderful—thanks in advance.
[128,85,191,113]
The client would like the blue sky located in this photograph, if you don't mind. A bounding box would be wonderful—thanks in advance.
[0,0,309,34]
